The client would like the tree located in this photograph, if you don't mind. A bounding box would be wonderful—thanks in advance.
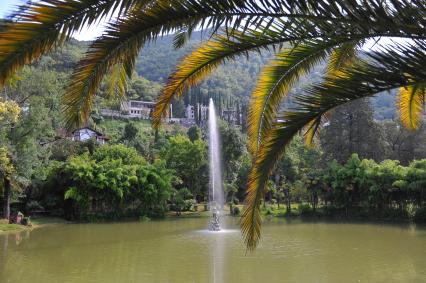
[321,99,385,164]
[219,122,245,184]
[0,147,14,219]
[159,135,208,198]
[0,97,20,219]
[382,120,426,165]
[122,122,139,143]
[132,161,175,217]
[61,145,173,219]
[187,125,201,142]
[1,0,425,250]
[170,187,193,216]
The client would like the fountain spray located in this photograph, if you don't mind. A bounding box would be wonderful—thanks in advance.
[208,98,224,231]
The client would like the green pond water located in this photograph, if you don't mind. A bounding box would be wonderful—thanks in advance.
[0,217,425,283]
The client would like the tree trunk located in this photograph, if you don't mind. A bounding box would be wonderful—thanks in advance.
[3,177,11,220]
[286,198,291,213]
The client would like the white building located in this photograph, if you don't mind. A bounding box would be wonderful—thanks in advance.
[120,100,172,119]
[185,103,208,122]
[185,105,195,120]
[69,127,109,144]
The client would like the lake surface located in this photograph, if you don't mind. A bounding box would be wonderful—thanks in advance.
[0,217,425,283]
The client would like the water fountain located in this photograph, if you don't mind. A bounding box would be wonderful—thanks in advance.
[208,98,224,231]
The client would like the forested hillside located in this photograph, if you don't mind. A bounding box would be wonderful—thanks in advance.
[41,34,396,120]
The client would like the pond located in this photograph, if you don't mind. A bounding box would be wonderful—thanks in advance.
[0,217,425,283]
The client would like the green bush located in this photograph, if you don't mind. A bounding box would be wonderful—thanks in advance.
[381,208,409,219]
[298,203,313,216]
[322,205,339,216]
[139,215,151,222]
[414,207,426,223]
[284,209,299,217]
[184,199,196,211]
[232,206,240,216]
[26,200,44,212]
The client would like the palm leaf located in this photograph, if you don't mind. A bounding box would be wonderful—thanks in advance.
[248,40,341,154]
[0,0,145,87]
[302,40,362,146]
[242,42,426,250]
[327,41,362,73]
[398,84,426,130]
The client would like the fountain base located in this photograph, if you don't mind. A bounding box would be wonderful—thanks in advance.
[208,207,221,231]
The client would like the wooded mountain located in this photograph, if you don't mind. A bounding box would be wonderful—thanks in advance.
[34,32,396,120]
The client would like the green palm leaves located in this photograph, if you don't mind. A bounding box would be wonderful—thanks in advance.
[243,42,426,249]
[0,0,426,250]
[398,85,426,130]
[0,0,143,85]
[247,40,359,154]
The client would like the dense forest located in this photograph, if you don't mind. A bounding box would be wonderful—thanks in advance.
[0,34,425,223]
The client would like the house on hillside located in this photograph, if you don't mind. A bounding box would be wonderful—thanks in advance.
[120,100,173,119]
[69,127,110,144]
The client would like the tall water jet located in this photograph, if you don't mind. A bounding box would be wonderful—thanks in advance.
[208,98,224,231]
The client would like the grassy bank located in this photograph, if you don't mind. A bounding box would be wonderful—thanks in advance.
[0,217,69,234]
[257,203,426,223]
[0,219,28,233]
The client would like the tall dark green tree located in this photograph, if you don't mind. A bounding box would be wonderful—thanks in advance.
[321,99,385,164]
[187,126,201,142]
[382,121,426,165]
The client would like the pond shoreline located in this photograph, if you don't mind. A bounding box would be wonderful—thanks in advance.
[2,209,424,236]
[0,217,71,235]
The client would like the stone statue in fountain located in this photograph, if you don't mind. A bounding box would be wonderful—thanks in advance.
[208,206,221,231]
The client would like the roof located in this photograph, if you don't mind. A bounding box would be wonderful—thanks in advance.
[71,127,104,136]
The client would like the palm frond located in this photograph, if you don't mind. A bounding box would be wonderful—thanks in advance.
[302,40,362,146]
[106,61,133,100]
[398,84,426,130]
[303,116,323,147]
[242,41,426,250]
[248,39,361,154]
[327,40,362,74]
[0,0,147,87]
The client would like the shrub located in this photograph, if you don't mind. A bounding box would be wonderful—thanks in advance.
[139,215,151,222]
[298,203,313,216]
[184,199,197,211]
[26,200,44,212]
[232,206,240,216]
[414,207,426,223]
[265,207,273,215]
[381,208,409,219]
[322,205,339,217]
